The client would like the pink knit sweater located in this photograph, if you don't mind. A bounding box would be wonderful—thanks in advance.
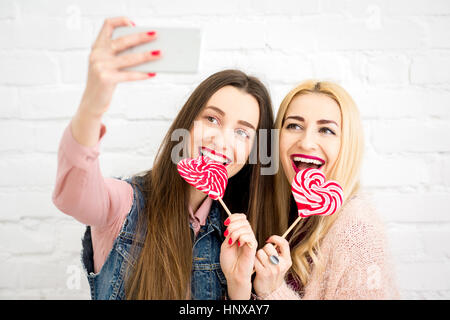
[261,194,400,300]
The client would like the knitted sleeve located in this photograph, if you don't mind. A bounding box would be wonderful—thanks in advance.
[257,281,302,300]
[261,196,400,300]
[322,204,400,299]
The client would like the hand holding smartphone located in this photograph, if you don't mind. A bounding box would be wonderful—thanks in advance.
[74,17,204,148]
[112,26,202,74]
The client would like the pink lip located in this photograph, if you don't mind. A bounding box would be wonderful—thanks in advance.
[290,153,325,174]
[199,146,232,166]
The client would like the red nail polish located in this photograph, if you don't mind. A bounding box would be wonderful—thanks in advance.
[147,31,156,36]
[151,50,160,56]
[238,240,241,247]
[224,218,230,226]
[224,229,229,237]
[147,73,156,77]
[228,238,232,245]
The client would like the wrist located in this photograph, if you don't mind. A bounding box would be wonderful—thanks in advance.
[254,280,284,299]
[227,280,252,300]
[77,102,104,121]
[72,106,104,148]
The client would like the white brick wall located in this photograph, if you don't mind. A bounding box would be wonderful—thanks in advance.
[1,0,449,300]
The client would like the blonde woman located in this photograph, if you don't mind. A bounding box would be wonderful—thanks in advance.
[251,80,400,299]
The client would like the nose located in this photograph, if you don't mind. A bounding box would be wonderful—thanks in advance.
[207,127,231,155]
[296,129,317,151]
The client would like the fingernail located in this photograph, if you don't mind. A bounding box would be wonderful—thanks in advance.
[228,238,232,245]
[130,21,136,27]
[224,218,230,226]
[224,229,229,237]
[147,73,156,77]
[238,240,241,247]
[150,50,160,56]
[147,31,156,36]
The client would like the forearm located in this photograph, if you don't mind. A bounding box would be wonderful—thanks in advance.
[71,102,104,148]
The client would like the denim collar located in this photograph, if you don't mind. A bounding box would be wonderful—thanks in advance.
[207,201,226,242]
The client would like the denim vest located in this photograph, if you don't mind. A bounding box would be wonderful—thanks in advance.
[80,176,228,300]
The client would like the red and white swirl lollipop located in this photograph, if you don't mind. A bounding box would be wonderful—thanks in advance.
[281,168,344,238]
[177,156,228,200]
[292,168,343,218]
[177,155,232,215]
[179,155,255,248]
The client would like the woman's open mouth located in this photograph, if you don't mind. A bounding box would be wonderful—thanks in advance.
[291,153,325,173]
[199,146,232,167]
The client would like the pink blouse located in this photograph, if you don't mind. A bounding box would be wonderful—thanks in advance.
[52,120,212,274]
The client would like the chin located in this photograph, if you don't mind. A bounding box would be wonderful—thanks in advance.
[227,165,240,179]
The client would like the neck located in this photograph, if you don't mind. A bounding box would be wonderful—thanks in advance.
[189,186,208,213]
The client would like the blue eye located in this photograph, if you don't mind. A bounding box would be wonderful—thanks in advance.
[236,129,250,139]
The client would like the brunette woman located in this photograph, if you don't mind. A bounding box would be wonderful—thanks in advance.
[52,16,281,300]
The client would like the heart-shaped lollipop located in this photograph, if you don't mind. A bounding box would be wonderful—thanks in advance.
[178,155,253,248]
[291,168,344,218]
[177,156,228,200]
[280,168,344,239]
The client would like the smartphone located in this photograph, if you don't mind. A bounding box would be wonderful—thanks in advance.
[111,27,202,74]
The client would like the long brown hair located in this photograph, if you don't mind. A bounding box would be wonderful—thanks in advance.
[124,70,281,299]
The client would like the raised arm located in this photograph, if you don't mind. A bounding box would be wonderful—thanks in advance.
[52,119,133,227]
[52,16,160,227]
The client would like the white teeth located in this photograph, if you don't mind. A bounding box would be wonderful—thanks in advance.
[293,156,324,166]
[201,149,230,164]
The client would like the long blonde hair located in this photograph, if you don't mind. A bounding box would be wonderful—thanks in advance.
[274,80,364,288]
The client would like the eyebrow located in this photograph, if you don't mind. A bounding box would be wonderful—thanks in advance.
[284,115,339,127]
[238,120,256,131]
[205,105,256,130]
[206,105,225,116]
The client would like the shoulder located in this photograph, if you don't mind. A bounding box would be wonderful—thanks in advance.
[112,173,148,218]
[325,191,389,259]
[116,174,147,197]
[333,191,386,234]
[118,173,146,187]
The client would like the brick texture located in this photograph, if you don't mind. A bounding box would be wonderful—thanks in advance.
[1,0,449,300]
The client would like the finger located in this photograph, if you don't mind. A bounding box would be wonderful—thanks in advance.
[110,30,157,54]
[256,249,270,268]
[226,228,253,246]
[111,70,157,83]
[262,243,279,258]
[227,224,255,245]
[94,16,135,48]
[111,49,162,69]
[224,213,247,226]
[224,218,251,236]
[98,16,134,43]
[266,235,290,258]
[235,233,257,249]
[254,256,265,273]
